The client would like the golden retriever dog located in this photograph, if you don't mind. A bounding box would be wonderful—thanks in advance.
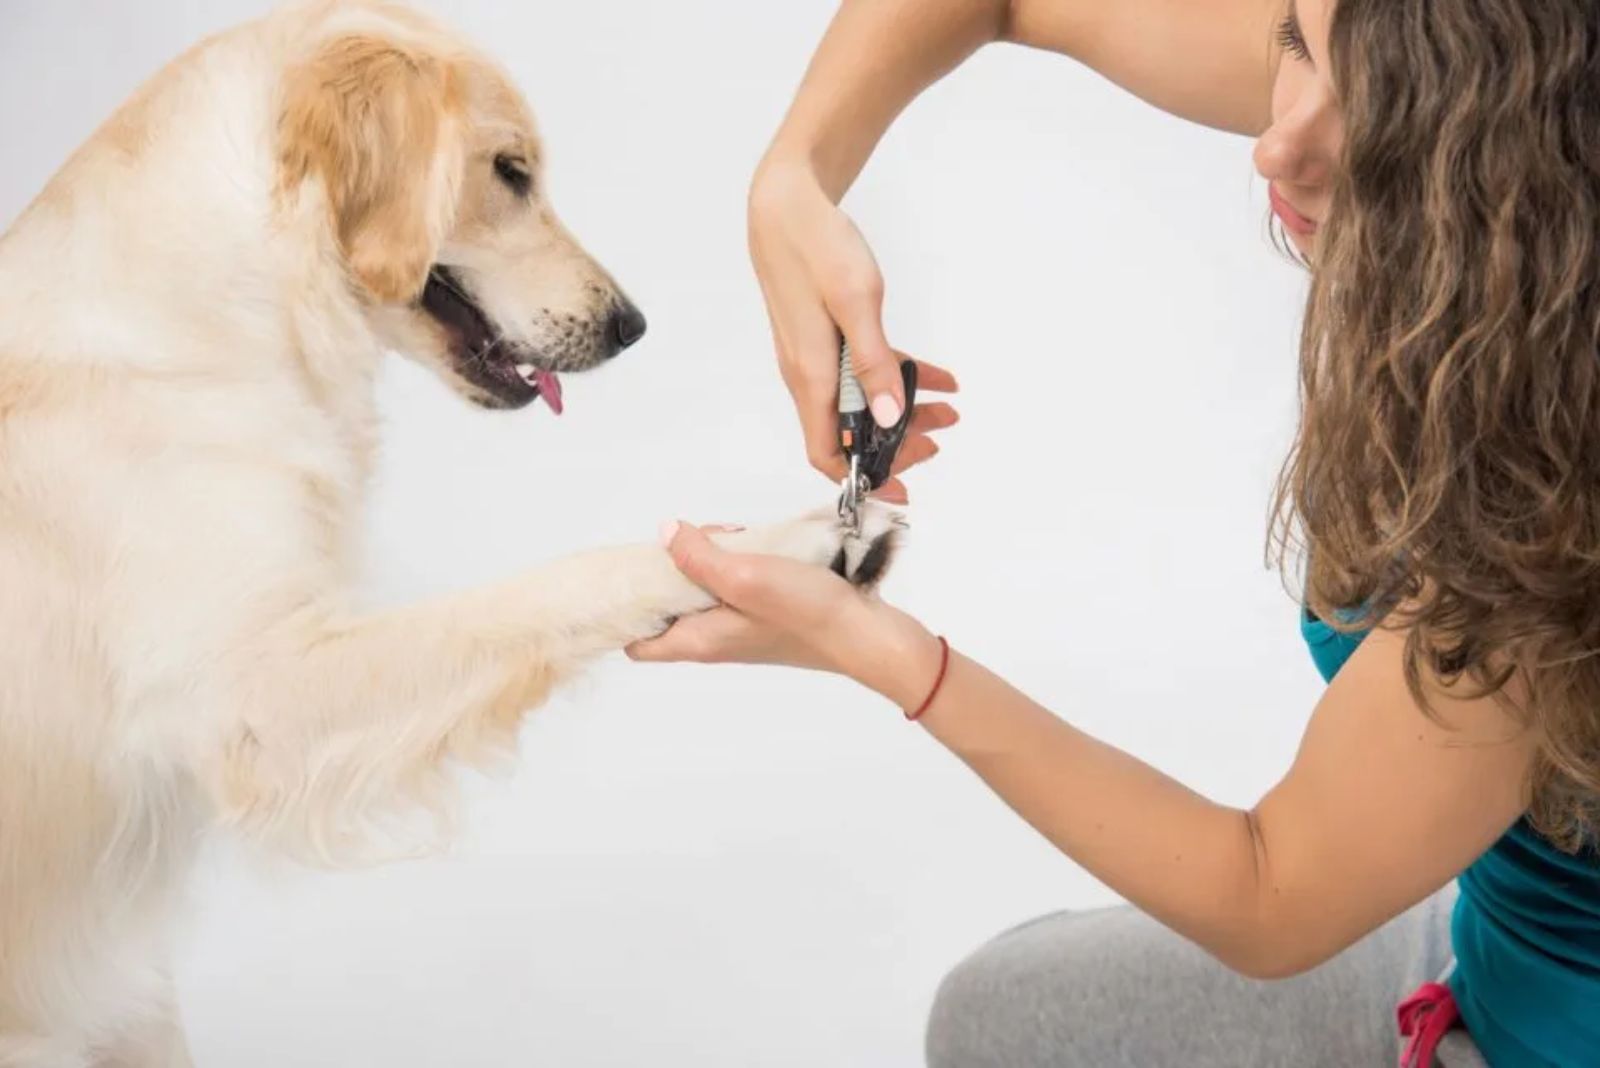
[0,2,899,1063]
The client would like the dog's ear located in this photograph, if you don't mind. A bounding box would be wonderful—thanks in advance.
[279,35,463,304]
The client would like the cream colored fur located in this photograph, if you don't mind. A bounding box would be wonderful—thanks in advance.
[0,3,896,1064]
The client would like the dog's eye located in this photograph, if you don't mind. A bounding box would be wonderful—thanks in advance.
[493,154,532,197]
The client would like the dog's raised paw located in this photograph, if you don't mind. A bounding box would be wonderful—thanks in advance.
[828,503,905,591]
[718,501,904,592]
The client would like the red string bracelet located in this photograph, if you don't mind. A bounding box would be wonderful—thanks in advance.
[906,636,951,722]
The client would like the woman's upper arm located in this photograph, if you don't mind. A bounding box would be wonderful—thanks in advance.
[1005,0,1286,135]
[1250,626,1536,973]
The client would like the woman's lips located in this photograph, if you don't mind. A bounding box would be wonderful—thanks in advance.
[1269,185,1318,238]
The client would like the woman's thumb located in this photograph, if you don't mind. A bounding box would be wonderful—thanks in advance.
[659,521,732,598]
[831,295,904,429]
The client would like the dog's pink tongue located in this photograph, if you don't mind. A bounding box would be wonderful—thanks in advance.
[536,369,564,415]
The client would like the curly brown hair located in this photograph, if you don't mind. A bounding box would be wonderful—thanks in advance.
[1271,0,1600,849]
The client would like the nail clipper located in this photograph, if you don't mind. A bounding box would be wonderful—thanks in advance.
[836,341,918,534]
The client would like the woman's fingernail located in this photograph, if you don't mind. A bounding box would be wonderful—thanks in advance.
[871,393,902,428]
[658,520,681,547]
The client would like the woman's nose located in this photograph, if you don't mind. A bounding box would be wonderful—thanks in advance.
[1255,97,1338,188]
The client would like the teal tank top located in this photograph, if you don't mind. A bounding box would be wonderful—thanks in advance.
[1301,611,1600,1066]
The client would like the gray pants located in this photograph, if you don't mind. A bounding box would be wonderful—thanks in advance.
[926,888,1488,1067]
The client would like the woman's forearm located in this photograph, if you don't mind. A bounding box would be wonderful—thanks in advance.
[763,0,1282,202]
[852,603,1530,981]
[762,0,1011,200]
[905,647,1288,976]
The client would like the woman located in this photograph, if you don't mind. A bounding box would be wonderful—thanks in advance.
[630,0,1600,1064]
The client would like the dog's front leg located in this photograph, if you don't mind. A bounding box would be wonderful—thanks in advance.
[204,507,901,860]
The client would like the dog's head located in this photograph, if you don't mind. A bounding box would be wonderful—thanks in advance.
[277,14,643,411]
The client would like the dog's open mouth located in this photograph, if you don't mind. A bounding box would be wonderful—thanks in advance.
[418,266,563,413]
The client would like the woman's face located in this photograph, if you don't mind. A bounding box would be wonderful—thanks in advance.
[1255,0,1344,257]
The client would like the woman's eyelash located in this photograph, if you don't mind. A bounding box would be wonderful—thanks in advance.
[1277,15,1311,61]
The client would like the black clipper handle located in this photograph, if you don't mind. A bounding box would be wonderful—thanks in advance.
[857,359,919,491]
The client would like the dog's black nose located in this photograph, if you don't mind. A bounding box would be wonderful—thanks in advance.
[607,301,648,353]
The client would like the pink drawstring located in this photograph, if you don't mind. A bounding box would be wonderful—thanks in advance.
[1397,982,1461,1068]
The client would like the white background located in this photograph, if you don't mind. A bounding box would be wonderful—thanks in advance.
[1,1,1318,1064]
